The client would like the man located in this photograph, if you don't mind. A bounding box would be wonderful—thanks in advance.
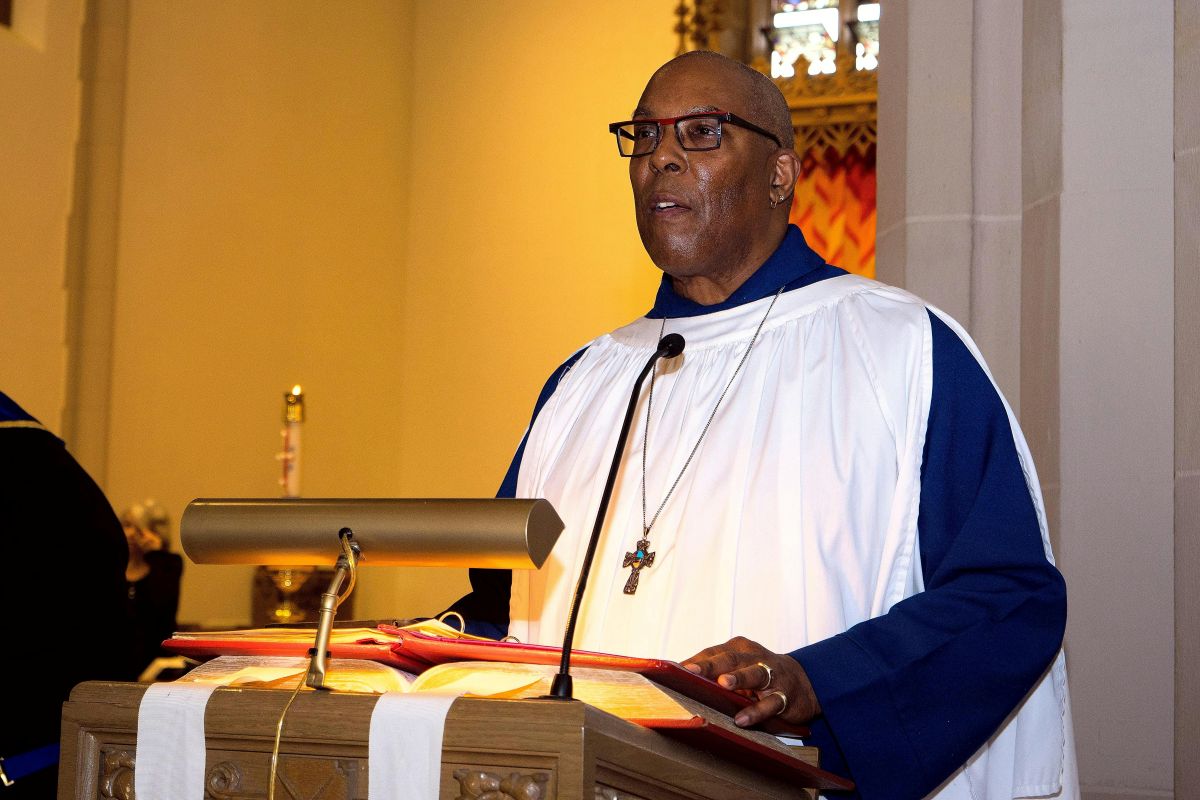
[449,51,1077,799]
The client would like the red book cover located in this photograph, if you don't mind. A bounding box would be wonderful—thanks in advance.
[163,631,433,674]
[640,717,853,791]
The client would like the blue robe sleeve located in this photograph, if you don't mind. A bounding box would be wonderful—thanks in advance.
[443,348,589,639]
[791,312,1067,799]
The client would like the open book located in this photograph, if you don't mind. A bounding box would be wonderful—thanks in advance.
[165,619,808,736]
[174,654,853,792]
[181,656,695,725]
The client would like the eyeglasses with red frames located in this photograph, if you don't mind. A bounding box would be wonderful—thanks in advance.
[607,111,782,158]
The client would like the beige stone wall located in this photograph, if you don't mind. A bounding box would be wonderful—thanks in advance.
[876,0,975,334]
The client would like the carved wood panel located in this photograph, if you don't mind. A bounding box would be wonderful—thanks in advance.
[96,750,366,800]
[452,768,551,800]
[205,757,363,800]
[99,749,135,800]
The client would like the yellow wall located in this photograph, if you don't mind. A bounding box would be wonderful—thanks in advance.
[382,6,675,613]
[0,0,83,427]
[399,5,673,499]
[99,1,675,625]
[106,0,416,625]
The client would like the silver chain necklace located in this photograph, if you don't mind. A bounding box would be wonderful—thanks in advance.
[621,285,786,594]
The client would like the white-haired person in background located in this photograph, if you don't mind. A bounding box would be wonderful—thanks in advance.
[120,499,183,680]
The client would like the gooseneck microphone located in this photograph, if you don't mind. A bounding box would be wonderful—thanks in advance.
[548,333,686,700]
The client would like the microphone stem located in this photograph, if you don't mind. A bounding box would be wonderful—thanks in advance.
[549,348,667,699]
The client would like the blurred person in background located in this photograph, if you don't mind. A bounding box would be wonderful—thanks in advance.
[120,499,183,680]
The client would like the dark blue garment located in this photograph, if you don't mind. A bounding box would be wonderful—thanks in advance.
[445,226,1066,798]
[791,314,1066,798]
[0,391,41,425]
[1,391,130,799]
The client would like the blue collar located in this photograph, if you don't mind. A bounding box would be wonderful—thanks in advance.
[646,225,844,319]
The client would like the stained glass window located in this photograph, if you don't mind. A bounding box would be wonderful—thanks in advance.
[854,3,880,71]
[767,1,880,78]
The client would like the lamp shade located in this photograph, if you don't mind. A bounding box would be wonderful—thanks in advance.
[180,498,563,569]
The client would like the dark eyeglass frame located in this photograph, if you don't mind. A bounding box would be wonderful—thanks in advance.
[607,110,782,158]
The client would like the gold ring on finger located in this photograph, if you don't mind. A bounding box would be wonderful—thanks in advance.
[756,661,773,690]
[768,690,788,715]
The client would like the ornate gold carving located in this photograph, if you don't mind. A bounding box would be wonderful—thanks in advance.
[453,768,550,800]
[99,750,136,800]
[749,52,879,157]
[675,1,726,55]
[795,119,877,157]
[772,53,879,107]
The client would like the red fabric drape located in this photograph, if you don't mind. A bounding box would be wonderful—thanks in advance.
[790,143,876,278]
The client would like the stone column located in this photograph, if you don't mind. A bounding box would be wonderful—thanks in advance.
[877,2,1178,796]
[1057,2,1176,794]
[1175,0,1200,796]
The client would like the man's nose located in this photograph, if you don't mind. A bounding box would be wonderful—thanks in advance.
[650,129,686,173]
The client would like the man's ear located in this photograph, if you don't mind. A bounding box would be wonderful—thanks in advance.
[770,149,801,202]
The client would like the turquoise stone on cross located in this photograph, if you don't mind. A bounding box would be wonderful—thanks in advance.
[622,537,656,594]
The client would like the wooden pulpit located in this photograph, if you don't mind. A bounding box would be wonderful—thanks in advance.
[58,680,835,799]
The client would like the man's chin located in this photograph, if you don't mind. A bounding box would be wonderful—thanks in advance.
[652,258,713,282]
[640,239,706,279]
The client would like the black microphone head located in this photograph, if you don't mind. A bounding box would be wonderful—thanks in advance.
[658,333,686,359]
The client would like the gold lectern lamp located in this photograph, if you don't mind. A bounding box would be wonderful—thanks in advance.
[180,498,564,689]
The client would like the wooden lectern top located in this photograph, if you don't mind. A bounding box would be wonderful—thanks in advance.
[59,680,834,799]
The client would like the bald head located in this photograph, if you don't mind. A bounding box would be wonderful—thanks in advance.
[640,51,795,151]
[624,50,802,305]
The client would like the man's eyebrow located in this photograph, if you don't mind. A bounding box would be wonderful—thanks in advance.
[631,104,721,119]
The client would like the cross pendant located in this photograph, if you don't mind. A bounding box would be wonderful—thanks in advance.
[622,537,655,594]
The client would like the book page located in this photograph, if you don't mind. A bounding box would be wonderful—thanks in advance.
[410,662,695,722]
[177,656,417,693]
[408,662,543,697]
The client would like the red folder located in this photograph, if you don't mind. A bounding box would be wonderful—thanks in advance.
[642,717,853,791]
[163,633,432,674]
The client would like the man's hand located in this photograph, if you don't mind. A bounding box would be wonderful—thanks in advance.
[681,636,821,728]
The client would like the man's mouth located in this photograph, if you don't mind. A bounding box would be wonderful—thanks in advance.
[648,195,690,214]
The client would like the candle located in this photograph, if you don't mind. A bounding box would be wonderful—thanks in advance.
[280,384,304,498]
